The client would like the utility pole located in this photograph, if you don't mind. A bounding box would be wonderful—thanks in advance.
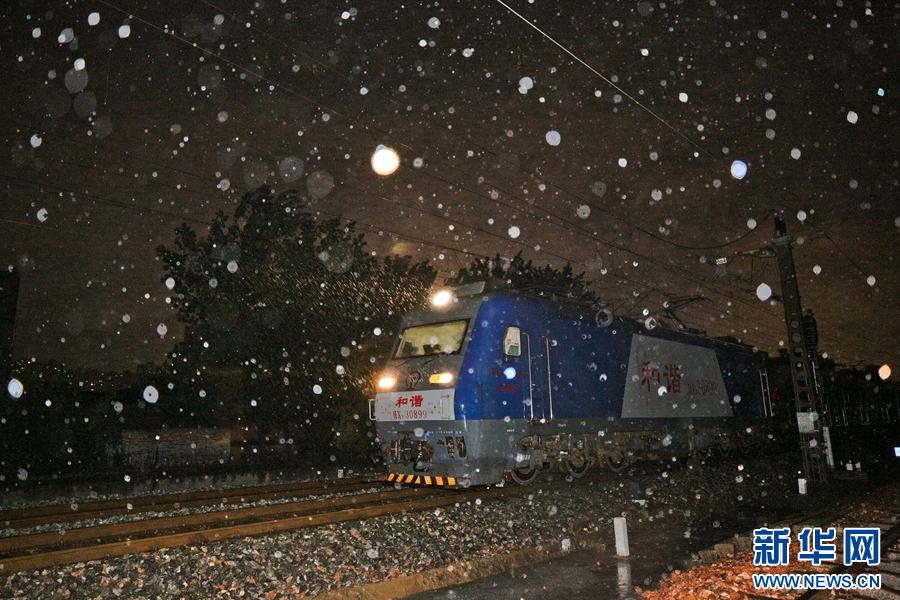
[771,214,829,484]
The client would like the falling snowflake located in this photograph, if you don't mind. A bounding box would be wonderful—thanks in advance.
[143,385,159,404]
[7,378,24,398]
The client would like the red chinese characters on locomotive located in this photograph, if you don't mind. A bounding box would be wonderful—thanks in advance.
[642,362,683,393]
[395,394,424,408]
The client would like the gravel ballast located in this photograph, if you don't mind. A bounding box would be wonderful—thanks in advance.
[0,450,878,599]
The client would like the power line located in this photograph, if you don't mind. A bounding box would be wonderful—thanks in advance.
[492,0,718,162]
[816,226,900,310]
[94,0,353,121]
[185,0,764,255]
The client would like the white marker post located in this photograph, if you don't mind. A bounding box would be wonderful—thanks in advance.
[823,427,835,469]
[614,516,630,557]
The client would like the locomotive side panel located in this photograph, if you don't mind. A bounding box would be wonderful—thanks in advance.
[539,310,630,421]
[621,335,732,419]
[470,299,631,422]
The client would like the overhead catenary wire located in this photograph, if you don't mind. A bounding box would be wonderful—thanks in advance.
[190,0,766,255]
[0,152,811,356]
[492,0,718,163]
[57,0,764,267]
[4,68,768,306]
[1,152,810,356]
[93,0,352,121]
[816,226,900,310]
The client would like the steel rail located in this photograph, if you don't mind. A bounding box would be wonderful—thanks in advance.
[0,483,525,575]
[0,475,382,530]
[0,485,430,556]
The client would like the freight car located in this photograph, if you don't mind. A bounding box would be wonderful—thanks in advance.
[370,282,773,488]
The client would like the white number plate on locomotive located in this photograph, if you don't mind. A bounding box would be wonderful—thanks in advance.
[373,389,455,421]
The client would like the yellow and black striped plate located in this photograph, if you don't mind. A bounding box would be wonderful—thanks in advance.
[387,473,457,487]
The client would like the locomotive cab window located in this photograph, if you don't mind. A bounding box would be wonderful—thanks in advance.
[503,326,521,357]
[394,320,468,358]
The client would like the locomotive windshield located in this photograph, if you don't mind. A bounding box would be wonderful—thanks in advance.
[394,320,468,358]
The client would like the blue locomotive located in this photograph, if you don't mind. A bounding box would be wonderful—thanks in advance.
[370,282,772,487]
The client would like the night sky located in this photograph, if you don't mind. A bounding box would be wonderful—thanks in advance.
[1,0,898,372]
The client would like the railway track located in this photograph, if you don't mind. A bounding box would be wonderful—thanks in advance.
[0,475,382,530]
[0,455,748,579]
[0,477,528,575]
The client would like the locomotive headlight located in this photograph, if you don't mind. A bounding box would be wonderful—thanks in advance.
[429,372,453,384]
[432,290,454,307]
[377,376,396,389]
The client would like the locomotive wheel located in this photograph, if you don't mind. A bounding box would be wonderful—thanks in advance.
[604,452,629,473]
[564,453,590,478]
[509,467,540,485]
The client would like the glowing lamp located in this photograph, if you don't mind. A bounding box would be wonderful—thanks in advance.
[377,376,396,389]
[432,290,453,306]
[371,146,400,175]
[429,373,453,384]
[878,364,891,380]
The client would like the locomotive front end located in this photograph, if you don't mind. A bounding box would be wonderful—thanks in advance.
[371,289,493,488]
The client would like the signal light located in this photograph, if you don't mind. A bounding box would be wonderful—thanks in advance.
[377,376,396,389]
[429,373,453,384]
